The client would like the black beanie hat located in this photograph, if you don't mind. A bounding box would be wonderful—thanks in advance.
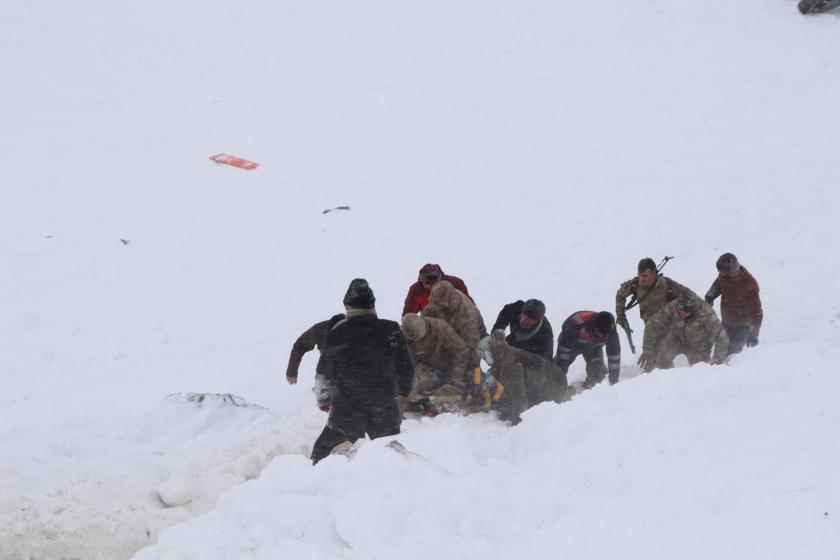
[716,253,740,273]
[521,299,546,322]
[591,311,615,334]
[638,258,657,274]
[343,278,376,309]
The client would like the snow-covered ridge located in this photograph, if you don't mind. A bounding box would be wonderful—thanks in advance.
[2,0,839,558]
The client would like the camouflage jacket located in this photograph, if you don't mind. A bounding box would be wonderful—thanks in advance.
[616,275,696,323]
[643,300,729,362]
[488,331,568,424]
[422,280,488,348]
[407,316,472,377]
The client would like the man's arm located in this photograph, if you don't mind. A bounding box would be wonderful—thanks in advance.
[554,323,576,373]
[402,283,421,316]
[286,321,329,383]
[492,301,523,331]
[747,277,763,338]
[615,279,635,326]
[704,279,721,306]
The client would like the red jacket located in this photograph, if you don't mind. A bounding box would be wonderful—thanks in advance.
[402,265,472,315]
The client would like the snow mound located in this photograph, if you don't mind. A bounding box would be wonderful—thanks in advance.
[135,346,840,560]
[0,393,305,560]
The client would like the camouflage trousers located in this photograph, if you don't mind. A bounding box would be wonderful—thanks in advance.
[654,334,711,369]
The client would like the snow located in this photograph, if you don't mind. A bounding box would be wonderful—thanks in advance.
[2,0,839,559]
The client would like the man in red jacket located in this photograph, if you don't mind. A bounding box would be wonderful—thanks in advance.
[402,264,473,315]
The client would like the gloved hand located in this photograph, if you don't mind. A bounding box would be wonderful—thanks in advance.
[747,335,759,347]
[637,352,654,372]
[704,295,715,305]
[318,402,330,412]
[286,375,298,385]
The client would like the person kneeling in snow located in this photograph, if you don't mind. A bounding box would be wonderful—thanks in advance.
[638,293,729,372]
[400,313,472,412]
[311,279,415,465]
[555,311,621,390]
[474,330,569,424]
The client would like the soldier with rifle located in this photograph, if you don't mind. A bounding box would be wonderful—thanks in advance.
[615,257,698,356]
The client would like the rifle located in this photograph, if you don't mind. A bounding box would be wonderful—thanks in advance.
[621,256,675,354]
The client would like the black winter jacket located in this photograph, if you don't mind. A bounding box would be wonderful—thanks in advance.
[492,300,554,360]
[316,314,414,412]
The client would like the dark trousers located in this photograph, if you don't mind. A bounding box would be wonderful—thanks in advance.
[724,325,751,355]
[311,400,401,464]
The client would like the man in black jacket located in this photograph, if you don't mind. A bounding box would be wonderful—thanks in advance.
[311,278,415,464]
[491,299,553,360]
[555,311,621,390]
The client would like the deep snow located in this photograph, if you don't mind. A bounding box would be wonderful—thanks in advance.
[2,0,839,559]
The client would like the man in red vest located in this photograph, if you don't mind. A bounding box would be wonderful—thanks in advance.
[402,264,473,315]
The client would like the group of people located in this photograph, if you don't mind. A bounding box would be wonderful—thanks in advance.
[286,256,763,464]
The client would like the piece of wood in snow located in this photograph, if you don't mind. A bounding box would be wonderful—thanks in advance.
[322,206,351,214]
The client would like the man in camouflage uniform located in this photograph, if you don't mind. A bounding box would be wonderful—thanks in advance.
[422,280,488,367]
[401,313,472,398]
[616,258,697,328]
[475,330,569,424]
[638,293,730,372]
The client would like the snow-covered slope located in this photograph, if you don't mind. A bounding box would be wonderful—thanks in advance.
[2,0,839,559]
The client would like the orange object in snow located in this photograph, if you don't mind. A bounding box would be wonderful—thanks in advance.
[209,153,260,170]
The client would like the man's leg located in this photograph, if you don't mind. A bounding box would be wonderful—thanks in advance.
[581,347,607,389]
[724,325,750,355]
[311,424,362,465]
[366,399,402,440]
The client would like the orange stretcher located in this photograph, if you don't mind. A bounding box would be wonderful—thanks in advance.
[209,153,260,170]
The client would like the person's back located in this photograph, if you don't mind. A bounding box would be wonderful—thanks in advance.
[422,280,487,348]
[403,315,471,377]
[479,331,568,424]
[321,315,413,406]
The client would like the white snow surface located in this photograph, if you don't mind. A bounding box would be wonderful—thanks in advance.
[2,0,839,559]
